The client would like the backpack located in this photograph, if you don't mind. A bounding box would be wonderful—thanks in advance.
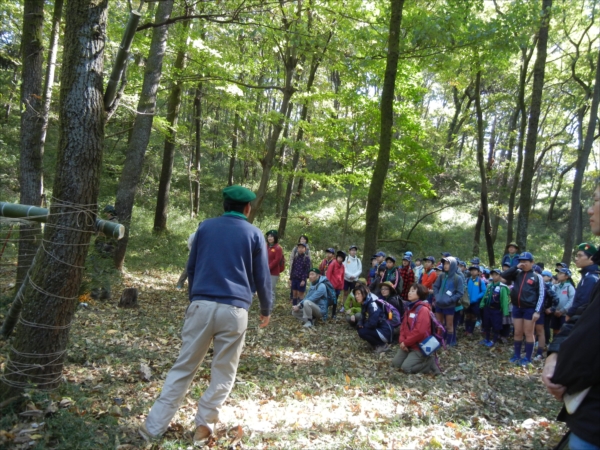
[411,304,447,351]
[317,277,338,319]
[279,254,285,272]
[375,299,402,328]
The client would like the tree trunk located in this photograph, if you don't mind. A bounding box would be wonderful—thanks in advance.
[516,0,552,251]
[475,69,495,266]
[113,0,174,269]
[16,0,45,290]
[361,0,405,275]
[0,0,107,393]
[548,162,576,222]
[247,70,297,222]
[562,42,600,262]
[507,43,536,245]
[192,83,202,217]
[275,103,294,216]
[228,111,240,186]
[473,207,483,257]
[153,18,190,231]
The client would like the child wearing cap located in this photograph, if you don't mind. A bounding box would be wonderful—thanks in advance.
[266,230,284,303]
[289,243,311,306]
[382,256,401,292]
[343,246,362,304]
[367,256,379,285]
[501,242,520,268]
[568,243,600,318]
[398,256,415,300]
[551,269,575,336]
[319,248,336,275]
[465,265,486,336]
[501,252,545,365]
[479,269,509,346]
[420,257,438,300]
[289,235,311,267]
[538,269,559,359]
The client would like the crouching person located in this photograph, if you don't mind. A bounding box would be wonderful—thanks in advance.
[392,284,441,375]
[355,284,392,353]
[292,268,328,328]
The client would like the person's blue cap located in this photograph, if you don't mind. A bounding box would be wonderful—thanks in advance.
[518,252,534,261]
[326,248,335,254]
[436,264,443,270]
[297,242,307,248]
[458,260,466,267]
[404,251,413,257]
[555,262,568,271]
[386,255,397,263]
[470,257,481,264]
[558,268,572,276]
[423,256,436,263]
[349,245,358,251]
[482,268,490,275]
[468,265,480,271]
[441,252,451,257]
[402,255,411,261]
[542,270,553,277]
[378,263,387,271]
[533,265,542,274]
[490,268,501,274]
[375,251,386,257]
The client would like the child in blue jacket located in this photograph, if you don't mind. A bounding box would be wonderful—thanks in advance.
[465,265,486,335]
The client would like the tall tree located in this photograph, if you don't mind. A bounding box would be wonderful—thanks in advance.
[153,15,191,231]
[562,36,600,262]
[113,0,174,268]
[361,0,405,274]
[16,0,45,290]
[0,0,108,395]
[516,0,552,250]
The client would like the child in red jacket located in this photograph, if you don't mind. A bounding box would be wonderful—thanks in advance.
[391,283,441,374]
[266,230,284,303]
[326,251,346,315]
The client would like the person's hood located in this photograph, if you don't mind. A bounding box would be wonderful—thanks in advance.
[317,275,328,284]
[443,256,458,276]
[347,254,359,261]
[407,299,431,312]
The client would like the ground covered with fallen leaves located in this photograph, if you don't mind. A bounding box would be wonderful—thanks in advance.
[1,270,567,449]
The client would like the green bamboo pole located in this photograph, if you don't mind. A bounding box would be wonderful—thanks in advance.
[0,202,125,239]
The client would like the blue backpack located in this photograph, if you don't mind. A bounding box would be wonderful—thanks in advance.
[317,277,338,319]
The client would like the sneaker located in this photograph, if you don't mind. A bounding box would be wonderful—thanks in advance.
[193,425,212,446]
[509,355,521,364]
[475,320,481,328]
[176,284,183,289]
[478,339,489,346]
[533,354,544,361]
[484,340,495,348]
[338,306,345,313]
[520,357,532,366]
[303,320,313,328]
[374,343,391,353]
[138,423,160,443]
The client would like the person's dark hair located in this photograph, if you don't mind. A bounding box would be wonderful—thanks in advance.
[298,234,309,244]
[410,283,429,300]
[223,199,248,213]
[266,231,279,244]
[352,284,369,299]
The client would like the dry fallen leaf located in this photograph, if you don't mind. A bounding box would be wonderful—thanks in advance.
[228,425,243,448]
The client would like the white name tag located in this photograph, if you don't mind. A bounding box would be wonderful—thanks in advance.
[409,313,416,318]
[446,290,452,296]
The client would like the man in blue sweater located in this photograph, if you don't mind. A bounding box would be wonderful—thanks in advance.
[140,185,272,445]
[567,242,599,319]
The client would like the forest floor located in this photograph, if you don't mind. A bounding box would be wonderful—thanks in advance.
[0,268,567,450]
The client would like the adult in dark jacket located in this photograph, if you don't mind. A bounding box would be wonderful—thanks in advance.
[501,252,544,365]
[432,256,464,346]
[355,284,392,353]
[141,185,271,445]
[542,186,600,450]
[567,242,599,319]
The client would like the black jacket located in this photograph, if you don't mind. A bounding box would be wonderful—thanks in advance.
[549,251,600,445]
[500,266,544,311]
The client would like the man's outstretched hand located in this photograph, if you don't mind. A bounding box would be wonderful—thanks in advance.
[259,315,270,328]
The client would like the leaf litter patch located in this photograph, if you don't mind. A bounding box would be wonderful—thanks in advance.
[0,271,566,448]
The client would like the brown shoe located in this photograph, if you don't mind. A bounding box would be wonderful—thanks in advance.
[193,425,211,445]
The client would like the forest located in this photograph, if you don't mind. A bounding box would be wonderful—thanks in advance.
[0,0,598,448]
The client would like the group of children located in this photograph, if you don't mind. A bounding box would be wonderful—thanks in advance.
[266,233,600,372]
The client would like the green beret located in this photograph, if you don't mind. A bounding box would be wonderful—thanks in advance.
[222,185,256,203]
[577,242,598,256]
[309,268,320,275]
[266,229,278,236]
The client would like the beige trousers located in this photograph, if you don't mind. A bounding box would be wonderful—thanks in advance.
[292,300,322,322]
[145,300,248,436]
